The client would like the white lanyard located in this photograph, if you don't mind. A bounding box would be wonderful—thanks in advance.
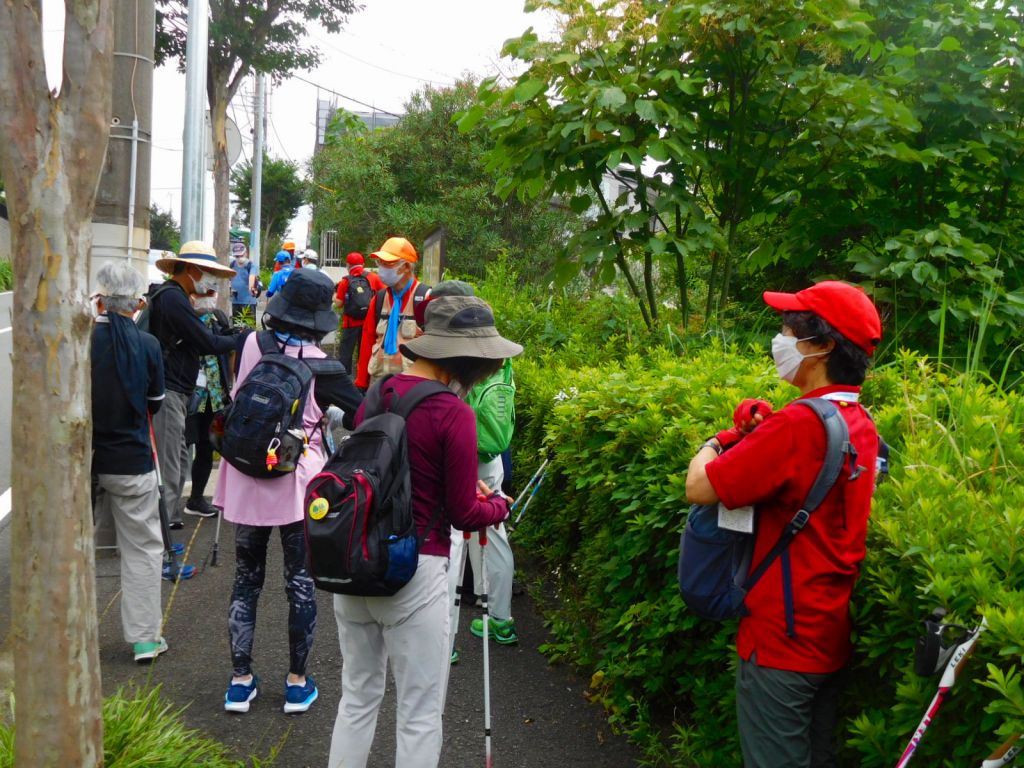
[818,391,860,403]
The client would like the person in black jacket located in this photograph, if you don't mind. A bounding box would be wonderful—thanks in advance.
[149,241,238,530]
[90,262,169,662]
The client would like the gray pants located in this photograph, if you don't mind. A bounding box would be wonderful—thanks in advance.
[152,390,190,525]
[94,472,164,644]
[736,654,843,768]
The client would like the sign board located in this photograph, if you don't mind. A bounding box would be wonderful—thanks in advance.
[421,226,446,286]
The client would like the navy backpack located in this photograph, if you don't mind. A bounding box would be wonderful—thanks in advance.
[677,398,854,621]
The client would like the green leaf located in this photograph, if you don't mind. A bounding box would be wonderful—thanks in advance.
[596,86,627,110]
[515,78,547,102]
[634,99,658,123]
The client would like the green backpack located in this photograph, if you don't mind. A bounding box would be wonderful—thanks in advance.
[467,359,516,461]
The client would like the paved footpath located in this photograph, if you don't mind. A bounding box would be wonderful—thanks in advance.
[0,463,641,768]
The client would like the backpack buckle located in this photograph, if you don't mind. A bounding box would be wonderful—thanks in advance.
[790,509,810,531]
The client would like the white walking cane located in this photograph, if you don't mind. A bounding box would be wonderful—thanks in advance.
[479,526,493,767]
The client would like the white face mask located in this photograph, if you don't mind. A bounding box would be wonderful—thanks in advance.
[377,265,402,287]
[771,333,828,383]
[235,257,249,268]
[193,273,220,296]
[194,296,217,312]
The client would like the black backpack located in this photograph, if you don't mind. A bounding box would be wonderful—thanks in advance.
[136,282,177,334]
[677,398,855,622]
[304,377,452,596]
[343,273,373,320]
[219,332,344,479]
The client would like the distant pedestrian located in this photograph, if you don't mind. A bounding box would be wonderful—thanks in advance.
[353,237,431,391]
[328,295,521,768]
[215,269,363,715]
[299,249,321,271]
[686,281,882,768]
[229,243,259,320]
[148,242,238,530]
[333,252,383,376]
[266,251,294,297]
[90,262,168,663]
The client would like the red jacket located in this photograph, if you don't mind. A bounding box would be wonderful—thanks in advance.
[334,266,384,329]
[705,385,878,674]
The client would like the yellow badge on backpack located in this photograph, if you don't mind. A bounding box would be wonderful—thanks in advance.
[308,497,329,521]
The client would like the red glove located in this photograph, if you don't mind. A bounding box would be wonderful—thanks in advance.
[733,398,774,433]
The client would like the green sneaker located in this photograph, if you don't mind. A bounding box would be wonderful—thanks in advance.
[450,650,460,665]
[469,617,518,645]
[133,637,168,663]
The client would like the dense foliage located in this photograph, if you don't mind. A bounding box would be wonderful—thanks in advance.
[473,264,1024,766]
[473,0,1024,370]
[309,81,577,277]
[149,204,181,252]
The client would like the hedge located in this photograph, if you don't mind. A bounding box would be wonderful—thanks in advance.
[508,344,1024,767]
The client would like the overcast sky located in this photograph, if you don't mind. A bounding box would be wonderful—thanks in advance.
[42,0,557,249]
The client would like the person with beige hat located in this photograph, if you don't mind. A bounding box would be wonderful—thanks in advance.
[148,241,238,529]
[353,236,431,390]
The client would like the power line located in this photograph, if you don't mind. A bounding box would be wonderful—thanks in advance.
[289,73,403,117]
[308,31,456,87]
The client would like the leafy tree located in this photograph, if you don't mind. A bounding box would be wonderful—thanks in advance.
[230,154,305,264]
[472,0,914,331]
[149,203,181,252]
[310,80,576,277]
[0,0,112,763]
[156,0,357,274]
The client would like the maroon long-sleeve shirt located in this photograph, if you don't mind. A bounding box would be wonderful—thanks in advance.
[354,373,509,557]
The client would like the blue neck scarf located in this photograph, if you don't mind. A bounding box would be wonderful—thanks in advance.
[382,281,412,355]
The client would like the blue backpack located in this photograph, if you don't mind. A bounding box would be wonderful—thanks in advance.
[677,398,854,621]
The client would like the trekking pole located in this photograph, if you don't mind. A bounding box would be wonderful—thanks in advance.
[979,734,1022,768]
[512,469,547,526]
[510,459,548,514]
[210,506,222,567]
[895,616,988,768]
[479,526,493,768]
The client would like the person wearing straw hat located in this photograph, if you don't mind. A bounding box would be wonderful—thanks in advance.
[328,295,521,768]
[353,236,431,391]
[149,241,238,530]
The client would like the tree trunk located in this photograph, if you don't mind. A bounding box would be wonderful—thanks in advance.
[210,83,233,314]
[0,0,114,765]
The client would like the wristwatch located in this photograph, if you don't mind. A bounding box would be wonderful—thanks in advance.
[699,440,723,456]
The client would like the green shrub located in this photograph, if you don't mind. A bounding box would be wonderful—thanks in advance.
[0,260,11,292]
[0,686,278,767]
[511,345,1024,766]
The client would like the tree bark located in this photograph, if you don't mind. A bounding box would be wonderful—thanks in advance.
[210,81,233,314]
[0,0,114,765]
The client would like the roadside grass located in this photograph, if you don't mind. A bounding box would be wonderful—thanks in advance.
[0,260,11,292]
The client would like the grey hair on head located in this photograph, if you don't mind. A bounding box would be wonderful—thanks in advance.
[95,262,145,315]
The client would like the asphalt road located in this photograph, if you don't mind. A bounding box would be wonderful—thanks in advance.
[0,464,641,767]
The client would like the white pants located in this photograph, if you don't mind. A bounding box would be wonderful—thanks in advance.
[329,555,450,768]
[94,472,164,644]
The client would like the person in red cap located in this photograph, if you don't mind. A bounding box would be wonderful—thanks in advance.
[353,237,431,390]
[333,252,383,376]
[685,281,882,768]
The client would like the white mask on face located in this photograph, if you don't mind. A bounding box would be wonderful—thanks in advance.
[771,333,828,383]
[193,273,220,296]
[377,265,401,287]
[235,257,249,268]
[194,296,217,312]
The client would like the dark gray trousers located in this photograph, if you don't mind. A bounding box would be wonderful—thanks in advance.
[736,654,844,768]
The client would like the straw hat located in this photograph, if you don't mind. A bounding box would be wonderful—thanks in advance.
[400,296,522,361]
[155,241,236,278]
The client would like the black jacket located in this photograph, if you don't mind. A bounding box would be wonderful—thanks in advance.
[148,281,237,395]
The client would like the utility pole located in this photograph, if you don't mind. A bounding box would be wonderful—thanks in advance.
[90,0,154,283]
[251,74,265,268]
[180,0,209,242]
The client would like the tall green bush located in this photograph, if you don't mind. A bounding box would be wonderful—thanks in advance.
[510,345,1024,766]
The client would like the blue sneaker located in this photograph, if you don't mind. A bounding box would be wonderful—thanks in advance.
[162,562,195,581]
[224,675,259,713]
[283,676,318,714]
[171,543,185,556]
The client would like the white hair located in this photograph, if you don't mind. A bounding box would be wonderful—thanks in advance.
[95,262,145,314]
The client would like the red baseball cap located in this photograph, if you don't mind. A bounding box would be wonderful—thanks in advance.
[346,252,364,266]
[763,281,882,355]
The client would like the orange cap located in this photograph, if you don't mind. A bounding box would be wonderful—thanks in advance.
[371,237,418,264]
[282,240,296,252]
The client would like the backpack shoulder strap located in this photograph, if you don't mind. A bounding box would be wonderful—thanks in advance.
[374,288,389,325]
[391,380,453,420]
[305,358,347,377]
[741,398,851,592]
[255,330,280,356]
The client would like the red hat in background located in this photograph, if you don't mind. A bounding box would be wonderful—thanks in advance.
[763,281,882,355]
[346,252,364,267]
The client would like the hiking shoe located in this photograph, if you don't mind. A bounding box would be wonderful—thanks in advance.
[225,675,259,713]
[470,617,518,645]
[450,650,460,665]
[133,637,168,663]
[283,676,318,714]
[184,497,219,518]
[162,562,196,581]
[168,520,184,530]
[171,542,185,556]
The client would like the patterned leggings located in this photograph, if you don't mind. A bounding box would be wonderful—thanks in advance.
[228,521,317,677]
